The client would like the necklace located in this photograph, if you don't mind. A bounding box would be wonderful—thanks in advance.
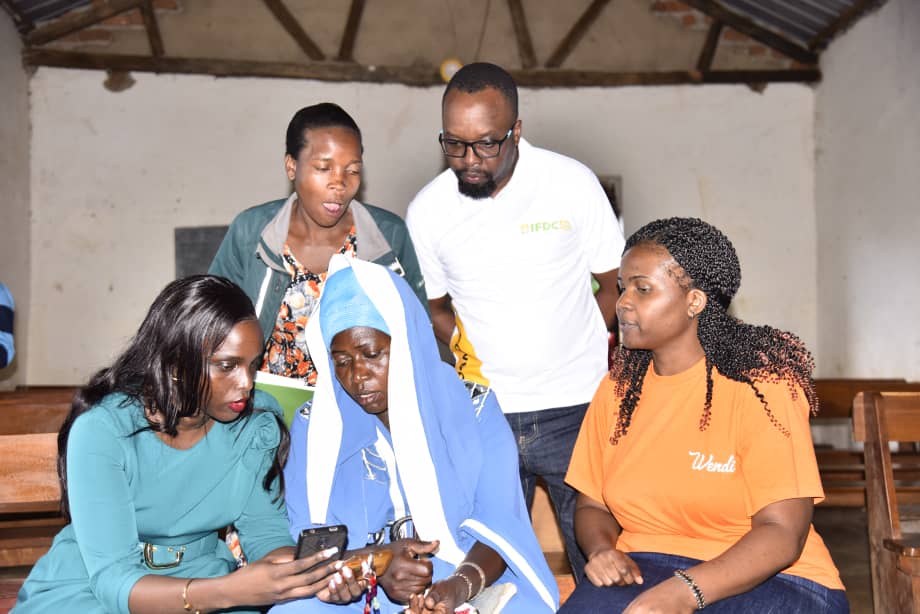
[361,447,386,481]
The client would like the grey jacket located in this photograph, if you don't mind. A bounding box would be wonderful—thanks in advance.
[209,194,427,340]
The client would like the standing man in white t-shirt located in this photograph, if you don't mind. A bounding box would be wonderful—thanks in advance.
[406,62,625,581]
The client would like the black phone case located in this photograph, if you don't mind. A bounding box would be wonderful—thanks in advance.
[295,525,348,561]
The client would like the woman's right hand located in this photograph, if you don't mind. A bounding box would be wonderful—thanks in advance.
[584,547,644,587]
[227,547,363,605]
[377,538,440,603]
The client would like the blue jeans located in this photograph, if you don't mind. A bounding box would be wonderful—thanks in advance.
[504,403,589,581]
[559,552,849,613]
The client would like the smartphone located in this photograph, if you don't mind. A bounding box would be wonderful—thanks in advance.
[295,525,348,569]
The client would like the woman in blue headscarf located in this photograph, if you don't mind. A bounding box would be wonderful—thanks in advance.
[271,256,558,613]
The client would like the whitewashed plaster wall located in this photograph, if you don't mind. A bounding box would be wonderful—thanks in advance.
[28,67,816,384]
[815,0,920,380]
[0,12,31,388]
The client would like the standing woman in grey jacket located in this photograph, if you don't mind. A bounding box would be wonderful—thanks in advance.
[210,103,427,390]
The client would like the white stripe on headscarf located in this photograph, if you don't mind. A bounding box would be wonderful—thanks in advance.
[461,519,557,611]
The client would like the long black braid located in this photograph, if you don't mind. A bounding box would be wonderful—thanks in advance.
[609,217,817,444]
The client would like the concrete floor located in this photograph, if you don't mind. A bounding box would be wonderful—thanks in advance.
[813,506,873,614]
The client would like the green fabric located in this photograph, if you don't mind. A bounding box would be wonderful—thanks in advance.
[14,391,292,614]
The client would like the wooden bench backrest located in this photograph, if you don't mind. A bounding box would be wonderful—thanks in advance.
[0,388,73,435]
[853,391,920,443]
[814,379,916,418]
[0,432,61,514]
[852,391,920,614]
[0,389,71,514]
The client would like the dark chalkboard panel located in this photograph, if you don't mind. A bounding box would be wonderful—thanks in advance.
[174,226,229,279]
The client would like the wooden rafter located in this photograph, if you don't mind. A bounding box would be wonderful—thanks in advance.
[514,67,818,87]
[24,49,820,88]
[26,0,144,46]
[262,0,324,61]
[337,0,366,61]
[545,0,611,69]
[696,21,722,72]
[139,0,164,58]
[681,0,817,65]
[808,0,885,51]
[506,0,537,69]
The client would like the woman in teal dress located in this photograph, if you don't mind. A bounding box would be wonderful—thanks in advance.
[14,276,360,614]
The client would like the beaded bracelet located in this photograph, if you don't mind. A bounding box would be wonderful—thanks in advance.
[182,578,201,614]
[457,561,486,599]
[363,568,380,614]
[673,569,707,610]
[450,570,475,602]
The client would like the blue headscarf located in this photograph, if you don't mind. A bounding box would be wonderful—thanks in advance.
[319,266,389,344]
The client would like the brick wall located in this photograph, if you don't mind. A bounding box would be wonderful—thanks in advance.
[54,0,180,46]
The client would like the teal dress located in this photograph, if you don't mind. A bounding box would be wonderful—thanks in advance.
[14,391,293,614]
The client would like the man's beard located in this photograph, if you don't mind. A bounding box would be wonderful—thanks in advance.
[454,170,496,199]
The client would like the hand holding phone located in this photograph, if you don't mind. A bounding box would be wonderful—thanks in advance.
[295,525,347,573]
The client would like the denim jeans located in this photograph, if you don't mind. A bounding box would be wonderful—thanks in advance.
[558,552,849,613]
[503,403,589,581]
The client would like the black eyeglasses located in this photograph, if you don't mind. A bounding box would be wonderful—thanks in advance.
[438,127,514,159]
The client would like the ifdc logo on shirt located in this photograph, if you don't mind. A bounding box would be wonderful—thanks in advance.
[520,219,572,234]
[688,450,737,473]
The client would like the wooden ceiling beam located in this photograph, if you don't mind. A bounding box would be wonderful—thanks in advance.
[26,0,145,46]
[337,0,366,61]
[696,21,722,72]
[681,0,817,65]
[513,67,818,87]
[23,49,820,88]
[262,0,325,61]
[808,0,884,51]
[506,0,537,69]
[139,0,164,58]
[25,49,436,84]
[545,0,611,69]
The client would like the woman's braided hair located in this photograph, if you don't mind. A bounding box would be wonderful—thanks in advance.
[609,217,817,444]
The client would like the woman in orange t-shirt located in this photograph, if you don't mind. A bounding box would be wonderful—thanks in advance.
[561,218,848,613]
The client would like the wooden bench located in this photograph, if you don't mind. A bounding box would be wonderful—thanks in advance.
[854,391,920,613]
[0,387,73,567]
[813,379,920,507]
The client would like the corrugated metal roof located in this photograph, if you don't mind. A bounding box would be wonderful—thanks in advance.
[1,0,888,84]
[719,0,878,49]
[1,0,90,31]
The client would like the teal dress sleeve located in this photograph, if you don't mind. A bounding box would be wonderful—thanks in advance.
[66,407,148,613]
[234,401,295,561]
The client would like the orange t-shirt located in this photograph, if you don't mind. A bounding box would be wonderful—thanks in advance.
[566,358,844,590]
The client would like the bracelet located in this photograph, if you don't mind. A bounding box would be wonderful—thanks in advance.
[182,578,201,614]
[450,570,474,602]
[457,561,486,599]
[673,569,706,610]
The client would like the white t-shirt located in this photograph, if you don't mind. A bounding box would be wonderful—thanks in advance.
[406,138,625,413]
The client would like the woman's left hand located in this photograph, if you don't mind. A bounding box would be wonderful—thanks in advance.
[404,575,467,613]
[377,538,440,603]
[622,577,697,614]
[315,562,368,605]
